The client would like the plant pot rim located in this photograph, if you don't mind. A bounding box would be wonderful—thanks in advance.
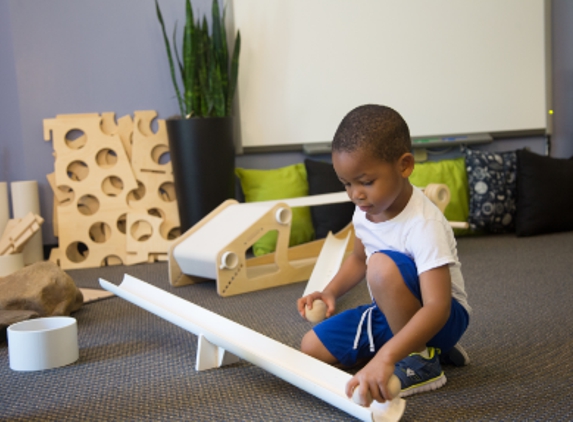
[166,115,234,121]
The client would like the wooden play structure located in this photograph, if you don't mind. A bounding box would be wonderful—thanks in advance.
[44,111,180,270]
[169,185,467,297]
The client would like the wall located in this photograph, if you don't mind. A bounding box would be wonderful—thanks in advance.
[0,0,572,247]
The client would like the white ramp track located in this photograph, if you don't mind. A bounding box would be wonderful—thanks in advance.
[99,275,405,422]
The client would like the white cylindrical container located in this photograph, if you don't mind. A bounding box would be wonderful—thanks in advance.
[0,253,24,277]
[10,180,44,264]
[0,182,9,236]
[7,317,79,371]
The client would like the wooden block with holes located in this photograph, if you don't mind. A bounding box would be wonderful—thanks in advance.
[44,113,138,269]
[125,111,180,260]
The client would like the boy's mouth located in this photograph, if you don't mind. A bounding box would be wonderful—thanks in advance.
[358,205,372,212]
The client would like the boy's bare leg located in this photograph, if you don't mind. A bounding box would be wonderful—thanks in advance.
[366,252,423,349]
[300,330,339,365]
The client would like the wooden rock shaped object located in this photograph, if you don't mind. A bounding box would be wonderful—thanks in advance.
[0,261,83,316]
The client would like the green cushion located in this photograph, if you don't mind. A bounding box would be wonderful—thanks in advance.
[409,157,470,235]
[235,163,315,256]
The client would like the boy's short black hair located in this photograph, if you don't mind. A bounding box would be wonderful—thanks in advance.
[332,104,411,162]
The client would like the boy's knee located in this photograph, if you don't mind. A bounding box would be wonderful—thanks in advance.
[300,330,338,364]
[367,252,403,291]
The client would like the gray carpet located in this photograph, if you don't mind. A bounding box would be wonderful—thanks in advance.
[1,231,572,421]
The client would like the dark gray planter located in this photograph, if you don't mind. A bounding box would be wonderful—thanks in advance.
[166,117,235,232]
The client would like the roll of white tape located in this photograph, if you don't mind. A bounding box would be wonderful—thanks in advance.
[7,317,79,371]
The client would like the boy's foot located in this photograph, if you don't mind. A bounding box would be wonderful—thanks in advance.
[439,343,470,367]
[394,347,447,397]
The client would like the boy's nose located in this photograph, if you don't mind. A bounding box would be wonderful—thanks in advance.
[350,188,365,202]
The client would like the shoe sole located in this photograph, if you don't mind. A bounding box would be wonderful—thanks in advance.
[399,373,447,398]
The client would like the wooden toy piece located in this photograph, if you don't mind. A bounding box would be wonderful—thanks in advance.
[169,193,356,297]
[100,274,406,422]
[352,374,402,407]
[127,111,180,258]
[44,113,139,269]
[305,299,327,324]
[0,213,44,256]
[100,112,135,162]
[125,212,177,265]
[422,183,451,213]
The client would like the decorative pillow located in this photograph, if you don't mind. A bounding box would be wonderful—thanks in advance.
[462,147,517,233]
[409,157,470,234]
[304,159,355,239]
[516,149,573,236]
[235,163,315,256]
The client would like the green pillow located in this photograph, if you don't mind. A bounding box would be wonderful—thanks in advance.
[409,157,470,235]
[235,163,315,256]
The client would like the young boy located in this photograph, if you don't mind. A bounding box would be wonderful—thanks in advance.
[297,105,471,405]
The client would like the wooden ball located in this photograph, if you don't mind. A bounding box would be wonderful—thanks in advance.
[352,386,373,407]
[388,374,402,399]
[305,299,327,323]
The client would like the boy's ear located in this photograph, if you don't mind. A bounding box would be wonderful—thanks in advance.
[398,152,415,178]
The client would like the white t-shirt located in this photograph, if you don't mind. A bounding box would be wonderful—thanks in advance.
[353,186,471,314]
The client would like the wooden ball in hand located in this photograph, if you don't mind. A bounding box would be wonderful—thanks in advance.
[305,299,327,323]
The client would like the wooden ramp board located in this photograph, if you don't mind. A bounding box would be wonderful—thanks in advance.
[99,274,405,422]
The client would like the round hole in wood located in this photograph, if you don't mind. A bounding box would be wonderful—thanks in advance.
[89,222,111,243]
[65,241,89,263]
[158,182,176,202]
[101,176,123,197]
[96,148,118,168]
[64,129,87,149]
[66,161,89,182]
[130,220,153,242]
[77,194,99,216]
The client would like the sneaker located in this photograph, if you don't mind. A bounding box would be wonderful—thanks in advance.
[394,347,447,397]
[439,343,470,367]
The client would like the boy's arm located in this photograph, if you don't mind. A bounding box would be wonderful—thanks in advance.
[298,235,367,318]
[346,265,452,403]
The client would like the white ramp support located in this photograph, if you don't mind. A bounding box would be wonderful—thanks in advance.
[303,230,351,297]
[99,275,405,422]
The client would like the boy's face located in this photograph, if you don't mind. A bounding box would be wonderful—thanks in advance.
[332,150,413,223]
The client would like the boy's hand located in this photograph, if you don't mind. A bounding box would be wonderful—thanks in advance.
[297,290,336,320]
[345,357,397,406]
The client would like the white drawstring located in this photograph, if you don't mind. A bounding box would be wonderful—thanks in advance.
[353,305,376,352]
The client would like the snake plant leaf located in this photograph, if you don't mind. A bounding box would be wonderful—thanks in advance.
[156,0,240,118]
[155,0,185,117]
[173,22,185,90]
[212,64,225,117]
[227,30,240,115]
[183,0,194,116]
[212,0,228,101]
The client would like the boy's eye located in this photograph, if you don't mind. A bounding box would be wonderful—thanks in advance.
[362,180,373,186]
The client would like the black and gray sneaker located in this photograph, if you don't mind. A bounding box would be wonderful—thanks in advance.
[394,347,447,397]
[439,343,470,367]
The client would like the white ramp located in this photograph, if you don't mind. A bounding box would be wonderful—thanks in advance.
[99,275,405,422]
[303,230,351,297]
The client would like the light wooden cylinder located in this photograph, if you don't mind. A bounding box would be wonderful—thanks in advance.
[0,182,9,236]
[11,181,44,264]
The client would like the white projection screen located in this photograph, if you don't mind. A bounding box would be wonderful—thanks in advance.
[229,0,549,150]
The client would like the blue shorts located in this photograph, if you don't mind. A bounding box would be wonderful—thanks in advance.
[313,250,470,367]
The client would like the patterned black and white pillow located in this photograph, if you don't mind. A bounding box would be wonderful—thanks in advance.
[462,147,517,233]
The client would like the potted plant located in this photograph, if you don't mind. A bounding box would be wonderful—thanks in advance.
[155,0,241,232]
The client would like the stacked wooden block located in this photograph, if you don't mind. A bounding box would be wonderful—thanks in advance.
[44,111,180,270]
[0,212,44,257]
